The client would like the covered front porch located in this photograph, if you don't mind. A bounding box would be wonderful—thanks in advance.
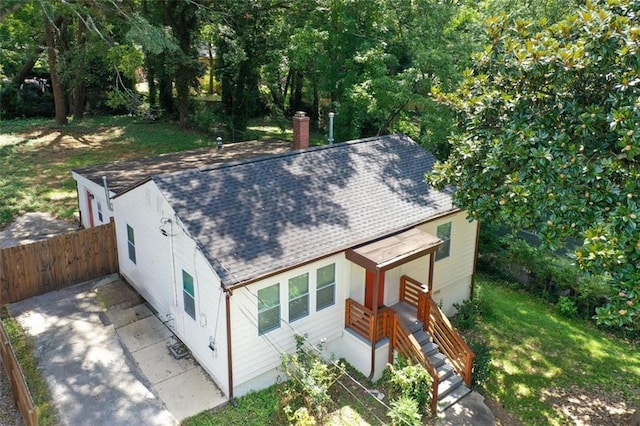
[342,227,475,412]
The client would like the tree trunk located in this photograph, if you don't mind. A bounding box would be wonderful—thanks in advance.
[44,15,67,125]
[73,18,87,121]
[12,54,41,86]
[208,42,214,95]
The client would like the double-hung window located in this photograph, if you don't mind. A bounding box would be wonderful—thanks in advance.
[316,264,336,310]
[288,273,309,322]
[436,222,452,261]
[126,224,136,264]
[183,270,196,320]
[258,284,280,334]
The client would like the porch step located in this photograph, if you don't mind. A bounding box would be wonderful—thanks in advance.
[437,362,455,380]
[427,352,447,368]
[437,373,462,398]
[412,330,431,346]
[420,341,439,357]
[437,382,472,412]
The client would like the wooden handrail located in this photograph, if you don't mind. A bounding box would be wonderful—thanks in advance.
[399,275,427,308]
[345,299,392,343]
[421,296,475,387]
[388,312,439,413]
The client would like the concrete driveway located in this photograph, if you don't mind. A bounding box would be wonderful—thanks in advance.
[7,275,225,425]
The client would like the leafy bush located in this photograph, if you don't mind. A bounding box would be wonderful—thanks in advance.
[453,297,494,331]
[468,339,491,389]
[557,296,578,318]
[478,226,614,326]
[280,334,343,421]
[381,360,433,415]
[387,396,422,426]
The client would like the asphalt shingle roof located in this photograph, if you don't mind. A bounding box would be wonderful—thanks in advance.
[152,134,456,287]
[73,139,292,194]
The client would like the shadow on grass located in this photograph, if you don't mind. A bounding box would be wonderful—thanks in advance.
[475,277,640,425]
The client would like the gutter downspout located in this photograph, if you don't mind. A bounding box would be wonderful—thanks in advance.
[102,175,113,211]
[368,269,380,380]
[225,287,235,405]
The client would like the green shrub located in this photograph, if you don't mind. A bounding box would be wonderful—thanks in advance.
[469,339,491,389]
[382,361,433,415]
[453,297,494,331]
[387,396,422,426]
[280,335,343,421]
[557,296,578,318]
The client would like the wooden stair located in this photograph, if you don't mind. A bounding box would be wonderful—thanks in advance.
[409,322,471,412]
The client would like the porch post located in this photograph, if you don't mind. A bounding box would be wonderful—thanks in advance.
[369,269,380,380]
[428,252,435,292]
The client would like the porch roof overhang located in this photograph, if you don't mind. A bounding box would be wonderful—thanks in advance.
[345,227,442,272]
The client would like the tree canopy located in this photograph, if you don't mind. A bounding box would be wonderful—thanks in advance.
[429,0,640,328]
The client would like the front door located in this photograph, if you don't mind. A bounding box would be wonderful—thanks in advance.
[365,270,385,310]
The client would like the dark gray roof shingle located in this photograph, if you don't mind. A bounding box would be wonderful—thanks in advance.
[152,134,455,287]
[73,139,292,194]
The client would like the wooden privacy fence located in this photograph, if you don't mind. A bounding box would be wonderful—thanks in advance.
[0,320,37,426]
[0,222,118,304]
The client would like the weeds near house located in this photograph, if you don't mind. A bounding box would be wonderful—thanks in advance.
[280,334,344,421]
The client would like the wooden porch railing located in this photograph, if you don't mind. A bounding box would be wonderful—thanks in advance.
[387,312,439,413]
[423,297,474,386]
[345,299,392,343]
[401,275,475,387]
[399,275,426,308]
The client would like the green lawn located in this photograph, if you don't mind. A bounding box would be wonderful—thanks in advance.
[474,276,640,425]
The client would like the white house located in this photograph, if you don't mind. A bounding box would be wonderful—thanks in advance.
[111,128,479,410]
[71,139,292,228]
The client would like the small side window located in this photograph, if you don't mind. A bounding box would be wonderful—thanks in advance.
[182,270,196,320]
[97,201,103,222]
[436,222,452,261]
[126,224,136,264]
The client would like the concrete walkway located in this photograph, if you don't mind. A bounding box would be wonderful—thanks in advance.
[436,391,496,426]
[7,275,225,425]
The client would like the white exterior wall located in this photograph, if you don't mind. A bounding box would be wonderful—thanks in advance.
[231,253,349,397]
[418,211,478,315]
[113,181,230,396]
[72,172,115,228]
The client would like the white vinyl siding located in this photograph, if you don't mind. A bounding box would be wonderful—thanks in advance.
[288,273,309,322]
[316,263,336,310]
[258,284,280,334]
[231,254,345,396]
[113,181,230,396]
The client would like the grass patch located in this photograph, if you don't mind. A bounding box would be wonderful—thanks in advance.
[182,384,285,426]
[0,115,309,229]
[474,275,640,424]
[0,307,57,425]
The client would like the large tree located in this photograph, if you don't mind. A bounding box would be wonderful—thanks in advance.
[429,1,640,328]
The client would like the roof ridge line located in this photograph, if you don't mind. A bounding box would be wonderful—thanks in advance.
[196,134,399,173]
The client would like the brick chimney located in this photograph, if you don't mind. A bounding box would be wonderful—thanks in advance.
[293,111,310,150]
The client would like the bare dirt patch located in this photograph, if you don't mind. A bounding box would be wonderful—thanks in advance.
[0,212,78,248]
[544,386,636,425]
